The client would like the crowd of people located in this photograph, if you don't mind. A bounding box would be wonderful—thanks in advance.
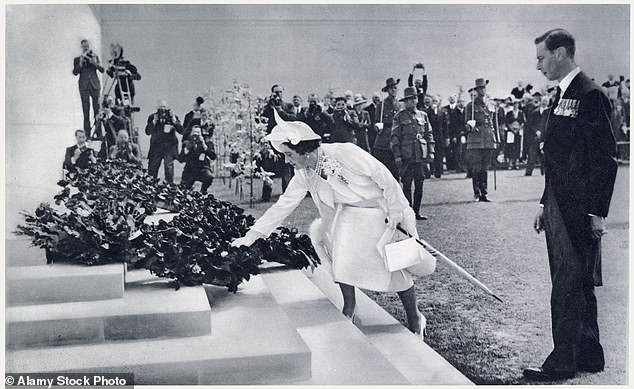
[67,38,630,212]
[65,27,623,383]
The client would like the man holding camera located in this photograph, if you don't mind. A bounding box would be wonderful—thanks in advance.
[391,87,435,221]
[73,39,104,138]
[145,100,184,184]
[109,129,141,166]
[330,96,359,144]
[407,63,429,109]
[261,84,296,194]
[297,93,334,140]
[64,129,97,171]
[95,98,126,158]
[183,96,205,135]
[178,125,217,194]
[106,43,141,106]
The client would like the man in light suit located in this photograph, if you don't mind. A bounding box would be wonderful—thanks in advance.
[73,39,104,138]
[524,28,618,382]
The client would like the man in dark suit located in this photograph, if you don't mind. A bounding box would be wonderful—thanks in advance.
[106,43,141,106]
[260,84,296,194]
[145,100,184,184]
[64,129,97,171]
[183,96,205,134]
[524,29,618,382]
[73,39,104,138]
[524,95,550,176]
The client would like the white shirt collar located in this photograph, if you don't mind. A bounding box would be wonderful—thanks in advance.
[558,66,581,95]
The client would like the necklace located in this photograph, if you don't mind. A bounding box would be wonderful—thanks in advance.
[306,148,323,192]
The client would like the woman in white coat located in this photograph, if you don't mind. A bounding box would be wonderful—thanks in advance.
[233,110,429,338]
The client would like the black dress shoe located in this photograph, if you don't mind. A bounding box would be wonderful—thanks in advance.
[415,214,428,220]
[577,363,604,373]
[479,195,491,202]
[523,367,575,381]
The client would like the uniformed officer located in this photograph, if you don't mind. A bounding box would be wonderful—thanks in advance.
[465,78,500,202]
[391,87,435,220]
[372,77,402,179]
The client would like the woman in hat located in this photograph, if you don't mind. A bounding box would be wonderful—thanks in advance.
[232,109,429,339]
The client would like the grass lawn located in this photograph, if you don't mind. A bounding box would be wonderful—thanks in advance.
[183,164,629,385]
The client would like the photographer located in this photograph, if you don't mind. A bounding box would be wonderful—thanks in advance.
[183,96,205,133]
[73,39,104,138]
[109,129,141,166]
[95,98,126,158]
[184,108,214,143]
[262,84,296,133]
[177,125,217,194]
[260,84,296,194]
[145,100,184,184]
[330,96,359,144]
[297,93,334,141]
[63,129,97,171]
[106,43,141,106]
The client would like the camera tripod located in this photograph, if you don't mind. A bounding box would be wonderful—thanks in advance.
[99,64,142,154]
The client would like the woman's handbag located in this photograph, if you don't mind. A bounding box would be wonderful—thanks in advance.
[377,227,436,276]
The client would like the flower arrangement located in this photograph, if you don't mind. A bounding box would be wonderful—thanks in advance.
[16,159,320,291]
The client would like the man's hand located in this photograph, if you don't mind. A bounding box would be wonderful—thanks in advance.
[375,123,384,132]
[444,138,450,148]
[590,215,607,239]
[153,113,159,125]
[533,207,545,234]
[467,120,476,129]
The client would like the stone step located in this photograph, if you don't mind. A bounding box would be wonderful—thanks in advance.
[304,267,473,385]
[6,269,211,349]
[6,263,125,306]
[6,275,312,385]
[5,238,47,267]
[260,266,410,384]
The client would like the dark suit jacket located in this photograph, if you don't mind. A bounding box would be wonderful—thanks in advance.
[73,55,103,91]
[63,145,95,170]
[540,71,617,234]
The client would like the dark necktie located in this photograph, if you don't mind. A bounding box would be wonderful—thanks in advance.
[553,86,562,107]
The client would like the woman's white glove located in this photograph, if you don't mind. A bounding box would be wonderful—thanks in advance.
[386,212,403,230]
[231,230,266,247]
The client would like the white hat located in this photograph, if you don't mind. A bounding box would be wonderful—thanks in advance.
[265,108,321,151]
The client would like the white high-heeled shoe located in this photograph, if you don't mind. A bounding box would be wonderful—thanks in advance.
[413,313,427,342]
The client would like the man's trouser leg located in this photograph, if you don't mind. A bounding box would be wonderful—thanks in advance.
[480,149,493,195]
[80,88,92,136]
[199,169,214,193]
[466,149,480,197]
[400,163,414,208]
[433,147,444,178]
[542,193,604,374]
[90,87,100,138]
[412,163,425,215]
[180,168,195,189]
[372,148,399,181]
[164,151,176,184]
[525,144,537,176]
[147,153,163,179]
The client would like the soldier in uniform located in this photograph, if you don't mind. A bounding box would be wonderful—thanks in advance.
[391,87,435,221]
[465,78,500,202]
[372,77,402,179]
